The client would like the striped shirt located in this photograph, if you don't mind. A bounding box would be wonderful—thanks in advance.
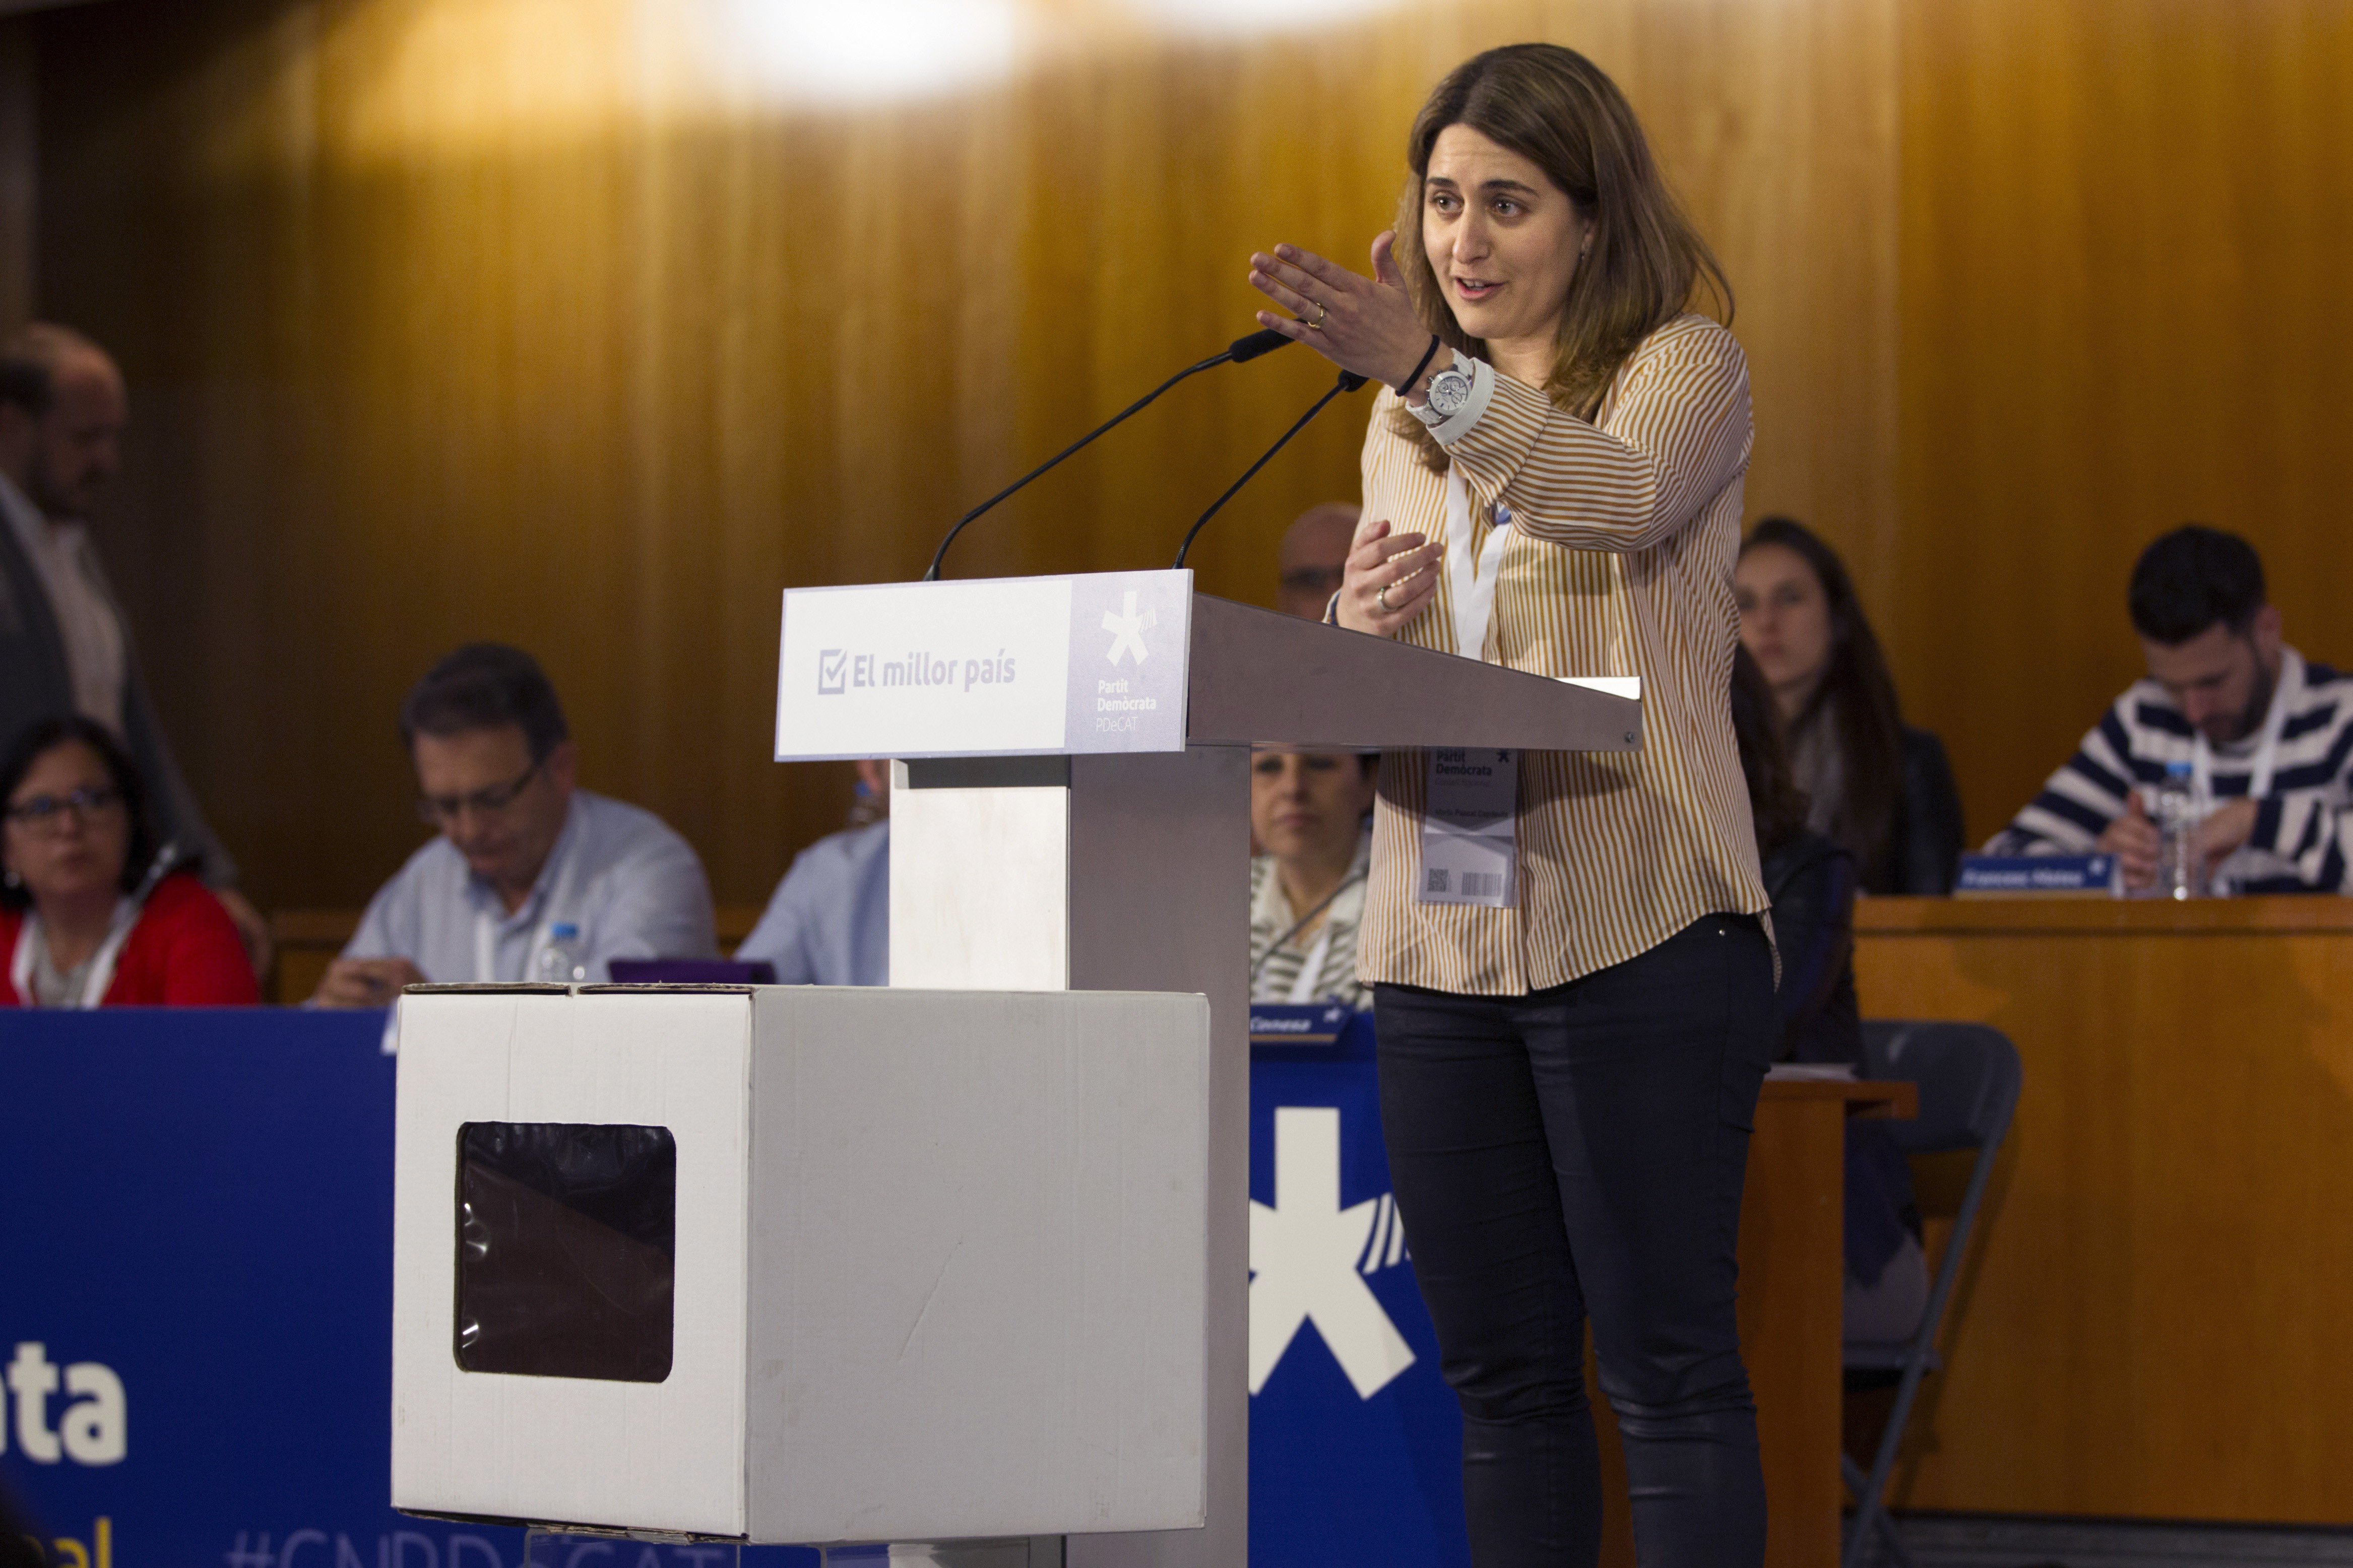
[1989,647,2353,893]
[1355,313,1769,995]
[1250,834,1372,1009]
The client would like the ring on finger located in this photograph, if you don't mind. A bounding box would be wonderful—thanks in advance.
[1375,584,1390,612]
[1306,301,1328,332]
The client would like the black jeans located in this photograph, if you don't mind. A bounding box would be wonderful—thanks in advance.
[1374,913,1776,1568]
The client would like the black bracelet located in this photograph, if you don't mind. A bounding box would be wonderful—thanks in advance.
[1393,334,1443,396]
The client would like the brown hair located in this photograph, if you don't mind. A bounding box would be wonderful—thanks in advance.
[399,642,570,763]
[1740,517,1905,889]
[1392,45,1731,466]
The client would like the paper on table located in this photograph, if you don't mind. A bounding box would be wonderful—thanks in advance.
[1764,1062,1858,1082]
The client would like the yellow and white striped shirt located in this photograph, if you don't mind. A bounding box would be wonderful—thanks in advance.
[1355,313,1769,995]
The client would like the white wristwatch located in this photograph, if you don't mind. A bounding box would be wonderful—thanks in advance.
[1409,353,1475,426]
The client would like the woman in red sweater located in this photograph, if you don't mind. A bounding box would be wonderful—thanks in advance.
[1,714,257,1007]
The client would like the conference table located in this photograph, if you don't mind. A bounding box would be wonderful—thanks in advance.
[1852,895,2353,1526]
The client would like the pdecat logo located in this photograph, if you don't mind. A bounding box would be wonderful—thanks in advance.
[1101,590,1156,667]
[1248,1107,1415,1401]
[2,1341,127,1464]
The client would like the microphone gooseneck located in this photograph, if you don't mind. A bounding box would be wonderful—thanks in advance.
[1225,328,1292,364]
[921,329,1295,582]
[1171,368,1370,570]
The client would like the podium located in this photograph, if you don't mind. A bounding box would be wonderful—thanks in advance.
[391,570,1639,1566]
[782,569,1638,1567]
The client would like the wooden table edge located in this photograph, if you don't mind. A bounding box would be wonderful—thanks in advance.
[1761,1077,1917,1119]
[1856,893,2353,936]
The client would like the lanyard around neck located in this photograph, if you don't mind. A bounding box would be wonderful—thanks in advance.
[1286,921,1337,1005]
[1251,862,1365,997]
[1444,465,1511,664]
[12,897,140,1009]
[2191,657,2292,807]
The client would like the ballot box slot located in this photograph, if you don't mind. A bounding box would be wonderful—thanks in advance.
[453,1121,678,1383]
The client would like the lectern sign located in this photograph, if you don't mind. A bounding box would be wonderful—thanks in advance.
[775,569,1193,760]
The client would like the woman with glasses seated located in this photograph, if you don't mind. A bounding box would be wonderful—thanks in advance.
[0,714,258,1007]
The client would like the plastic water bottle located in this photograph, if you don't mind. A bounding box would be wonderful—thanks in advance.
[2153,760,2203,900]
[538,922,586,985]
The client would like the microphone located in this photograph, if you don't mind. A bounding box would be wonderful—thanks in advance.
[922,329,1294,581]
[1171,368,1370,569]
[1224,328,1292,363]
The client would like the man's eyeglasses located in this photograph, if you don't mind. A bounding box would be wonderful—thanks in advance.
[5,787,124,830]
[417,759,544,826]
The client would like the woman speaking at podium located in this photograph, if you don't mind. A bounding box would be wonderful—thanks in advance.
[1248,44,1774,1566]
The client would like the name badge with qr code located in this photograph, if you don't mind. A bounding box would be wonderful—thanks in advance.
[1419,748,1518,908]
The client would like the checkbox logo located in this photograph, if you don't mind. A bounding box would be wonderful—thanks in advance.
[817,648,848,695]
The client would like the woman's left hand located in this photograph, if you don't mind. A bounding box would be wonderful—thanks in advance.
[1250,232,1435,391]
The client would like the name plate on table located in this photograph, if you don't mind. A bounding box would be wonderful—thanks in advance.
[1955,853,2120,896]
[775,570,1193,760]
[1248,1002,1356,1045]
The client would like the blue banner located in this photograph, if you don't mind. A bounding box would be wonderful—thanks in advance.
[0,1011,814,1568]
[1248,1016,1467,1568]
[2,1009,1466,1567]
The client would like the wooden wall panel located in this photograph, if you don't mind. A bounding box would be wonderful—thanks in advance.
[1892,0,2353,848]
[0,16,31,333]
[31,0,1895,911]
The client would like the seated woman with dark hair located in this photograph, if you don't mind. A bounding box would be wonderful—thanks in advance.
[0,714,257,1007]
[1730,648,1926,1346]
[1737,516,1965,894]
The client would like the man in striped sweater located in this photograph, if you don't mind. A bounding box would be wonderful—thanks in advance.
[1990,526,2353,894]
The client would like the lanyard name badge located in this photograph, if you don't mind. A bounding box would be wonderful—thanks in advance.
[10,897,139,1009]
[1420,466,1518,909]
[1286,920,1337,1005]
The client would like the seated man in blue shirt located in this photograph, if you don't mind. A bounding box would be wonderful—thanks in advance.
[1989,526,2353,893]
[312,643,716,1005]
[735,758,889,986]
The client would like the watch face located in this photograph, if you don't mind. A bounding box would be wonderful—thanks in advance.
[1428,368,1472,417]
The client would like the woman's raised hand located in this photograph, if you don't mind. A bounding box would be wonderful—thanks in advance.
[1336,513,1442,637]
[1250,231,1434,390]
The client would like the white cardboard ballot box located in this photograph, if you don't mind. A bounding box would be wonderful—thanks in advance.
[391,983,1212,1544]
